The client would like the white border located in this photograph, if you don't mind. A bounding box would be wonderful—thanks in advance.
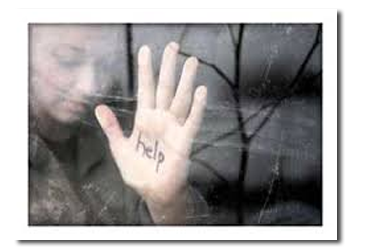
[14,9,337,241]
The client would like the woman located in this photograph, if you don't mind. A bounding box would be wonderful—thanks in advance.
[29,24,208,225]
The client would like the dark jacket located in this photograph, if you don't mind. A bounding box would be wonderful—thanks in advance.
[29,125,209,225]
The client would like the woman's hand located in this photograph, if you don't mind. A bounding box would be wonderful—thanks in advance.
[95,42,207,224]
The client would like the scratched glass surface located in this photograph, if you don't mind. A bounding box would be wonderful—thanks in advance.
[29,24,322,225]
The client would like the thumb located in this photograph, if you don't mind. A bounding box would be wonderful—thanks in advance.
[95,104,127,148]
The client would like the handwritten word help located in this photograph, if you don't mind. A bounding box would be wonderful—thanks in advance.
[136,132,165,173]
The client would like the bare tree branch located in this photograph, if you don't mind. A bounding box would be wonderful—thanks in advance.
[192,158,230,185]
[286,25,322,91]
[226,24,237,47]
[247,25,322,142]
[191,24,322,157]
[125,24,134,97]
[233,23,248,224]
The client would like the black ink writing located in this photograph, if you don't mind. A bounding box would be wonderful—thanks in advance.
[136,132,165,173]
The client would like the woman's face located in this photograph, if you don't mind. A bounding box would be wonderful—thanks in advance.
[30,25,122,124]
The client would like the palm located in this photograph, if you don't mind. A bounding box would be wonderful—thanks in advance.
[95,42,207,205]
[119,109,190,203]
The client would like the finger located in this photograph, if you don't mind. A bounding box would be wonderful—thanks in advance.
[156,42,179,110]
[183,86,207,139]
[170,56,198,124]
[95,105,127,149]
[137,45,155,111]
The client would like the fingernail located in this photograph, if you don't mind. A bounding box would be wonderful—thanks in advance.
[167,41,180,52]
[186,56,199,68]
[95,105,107,126]
[138,45,150,65]
[197,86,207,100]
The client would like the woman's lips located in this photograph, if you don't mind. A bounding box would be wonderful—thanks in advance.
[64,100,87,113]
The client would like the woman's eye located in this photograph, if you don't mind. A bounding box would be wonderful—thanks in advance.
[57,57,83,68]
[51,46,85,69]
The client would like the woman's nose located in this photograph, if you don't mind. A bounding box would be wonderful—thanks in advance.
[75,63,97,97]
